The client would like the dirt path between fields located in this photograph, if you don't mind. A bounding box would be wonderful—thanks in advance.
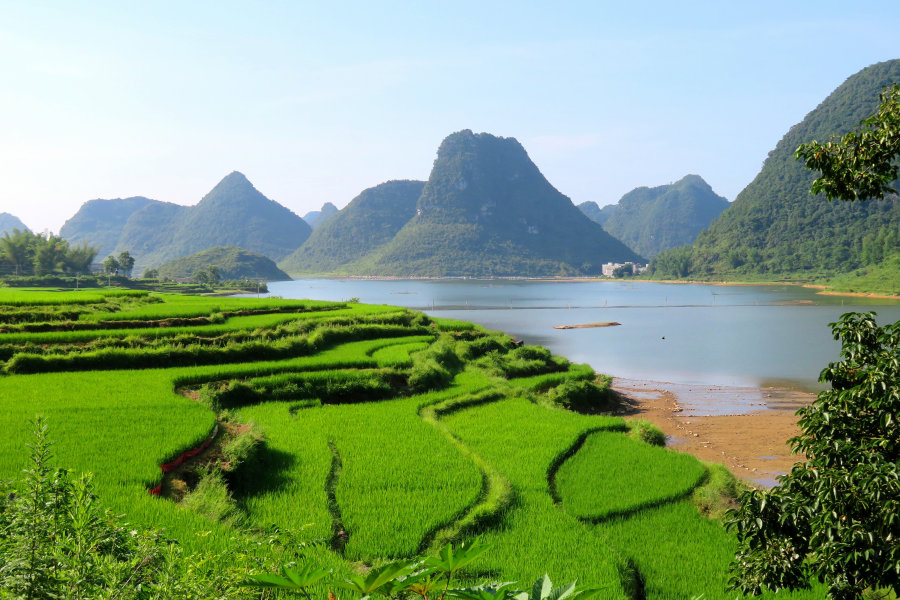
[612,378,816,488]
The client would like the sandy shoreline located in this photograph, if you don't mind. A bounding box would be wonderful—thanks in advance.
[612,378,815,487]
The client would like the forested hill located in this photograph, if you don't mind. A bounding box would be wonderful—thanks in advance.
[279,180,425,275]
[155,246,291,281]
[650,59,900,280]
[602,175,730,258]
[344,130,641,277]
[0,213,29,236]
[577,201,617,226]
[113,172,311,270]
[304,202,339,229]
[59,197,158,258]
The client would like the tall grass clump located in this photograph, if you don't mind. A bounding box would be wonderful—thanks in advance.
[627,418,666,447]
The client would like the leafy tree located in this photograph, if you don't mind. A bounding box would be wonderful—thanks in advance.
[0,229,31,276]
[796,85,900,201]
[726,313,900,599]
[116,250,135,276]
[726,77,900,599]
[142,267,158,279]
[612,265,632,278]
[102,255,119,276]
[206,265,221,284]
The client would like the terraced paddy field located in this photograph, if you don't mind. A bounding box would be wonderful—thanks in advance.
[0,287,824,599]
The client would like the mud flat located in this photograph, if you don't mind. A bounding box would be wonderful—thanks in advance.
[612,378,816,488]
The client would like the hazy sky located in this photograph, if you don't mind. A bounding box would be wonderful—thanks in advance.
[2,1,899,233]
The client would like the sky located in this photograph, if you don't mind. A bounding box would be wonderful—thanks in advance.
[2,1,899,234]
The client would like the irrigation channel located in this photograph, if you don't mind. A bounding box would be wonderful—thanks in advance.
[261,279,900,392]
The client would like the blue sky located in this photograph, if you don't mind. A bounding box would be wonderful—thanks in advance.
[2,1,899,233]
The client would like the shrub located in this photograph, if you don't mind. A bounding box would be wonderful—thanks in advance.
[627,418,666,447]
[548,379,612,412]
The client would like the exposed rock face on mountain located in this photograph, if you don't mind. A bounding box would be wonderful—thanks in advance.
[59,197,158,258]
[280,180,425,274]
[601,175,730,258]
[303,202,339,229]
[577,201,617,226]
[0,213,29,236]
[154,246,291,281]
[338,130,642,277]
[651,59,900,279]
[112,172,311,269]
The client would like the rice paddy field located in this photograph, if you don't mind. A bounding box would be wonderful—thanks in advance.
[0,287,824,599]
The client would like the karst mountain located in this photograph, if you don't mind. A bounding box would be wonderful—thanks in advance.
[652,59,900,279]
[60,172,311,269]
[282,130,641,277]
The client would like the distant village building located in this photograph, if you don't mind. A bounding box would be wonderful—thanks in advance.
[601,262,647,277]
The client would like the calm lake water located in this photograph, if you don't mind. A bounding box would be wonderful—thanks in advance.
[261,279,900,391]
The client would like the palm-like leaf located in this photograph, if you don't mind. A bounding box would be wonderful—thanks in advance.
[243,563,331,590]
[336,560,417,595]
[448,582,521,600]
[423,540,494,577]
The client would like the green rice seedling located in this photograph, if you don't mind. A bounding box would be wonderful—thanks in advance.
[554,431,706,520]
[431,317,477,332]
[441,397,626,597]
[371,342,430,368]
[506,363,596,392]
[237,381,485,561]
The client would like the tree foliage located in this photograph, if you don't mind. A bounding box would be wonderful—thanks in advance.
[797,85,900,201]
[156,245,290,281]
[726,313,900,599]
[0,229,97,277]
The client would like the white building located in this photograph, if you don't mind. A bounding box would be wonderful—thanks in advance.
[602,262,646,277]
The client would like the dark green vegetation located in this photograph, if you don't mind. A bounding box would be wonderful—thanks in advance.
[281,131,641,277]
[727,313,900,599]
[0,288,824,599]
[116,172,311,270]
[304,202,340,229]
[649,59,900,282]
[59,196,158,258]
[155,246,291,281]
[281,180,425,274]
[577,201,618,226]
[0,228,97,277]
[0,213,29,236]
[601,175,730,259]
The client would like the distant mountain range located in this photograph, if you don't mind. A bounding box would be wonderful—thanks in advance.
[577,201,617,226]
[303,202,339,229]
[651,59,900,279]
[598,175,730,258]
[0,213,29,236]
[280,131,641,277]
[60,172,311,270]
[281,180,425,274]
[154,246,291,281]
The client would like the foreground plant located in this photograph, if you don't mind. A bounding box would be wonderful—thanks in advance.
[725,312,900,600]
[244,541,607,600]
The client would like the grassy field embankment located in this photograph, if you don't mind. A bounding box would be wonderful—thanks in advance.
[0,287,825,599]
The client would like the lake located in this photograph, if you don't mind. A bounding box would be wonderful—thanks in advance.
[260,279,900,391]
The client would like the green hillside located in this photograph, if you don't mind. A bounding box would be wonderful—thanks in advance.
[280,180,425,274]
[304,201,339,229]
[154,246,291,281]
[115,172,311,270]
[346,131,641,277]
[603,175,730,258]
[0,213,28,236]
[59,197,159,259]
[577,201,617,226]
[650,60,900,280]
